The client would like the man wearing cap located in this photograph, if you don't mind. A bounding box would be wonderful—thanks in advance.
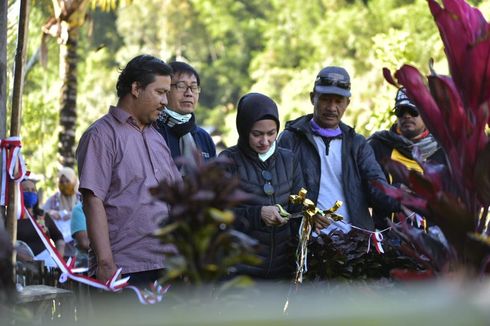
[368,88,446,228]
[278,66,398,233]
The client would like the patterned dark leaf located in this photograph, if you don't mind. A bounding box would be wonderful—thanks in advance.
[306,230,423,281]
[428,0,490,113]
[390,268,434,281]
[150,151,259,285]
[191,190,216,202]
[474,141,490,206]
[389,220,452,272]
[383,67,398,87]
[407,170,439,202]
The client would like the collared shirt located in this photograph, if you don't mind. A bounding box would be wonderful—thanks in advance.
[76,106,181,274]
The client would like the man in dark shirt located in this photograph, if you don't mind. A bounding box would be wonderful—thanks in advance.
[279,66,399,233]
[155,61,216,174]
[368,87,447,228]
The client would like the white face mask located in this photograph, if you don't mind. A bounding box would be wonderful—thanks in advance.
[258,141,276,162]
[163,107,192,124]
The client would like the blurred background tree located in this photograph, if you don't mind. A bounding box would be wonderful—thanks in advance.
[4,0,490,197]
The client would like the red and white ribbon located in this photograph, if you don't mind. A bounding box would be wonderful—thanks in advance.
[24,206,168,304]
[346,223,389,255]
[367,231,385,254]
[0,137,28,219]
[1,137,169,304]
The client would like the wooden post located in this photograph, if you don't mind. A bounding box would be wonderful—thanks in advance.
[7,0,30,277]
[0,0,8,229]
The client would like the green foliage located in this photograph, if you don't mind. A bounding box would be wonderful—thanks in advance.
[11,3,61,195]
[9,0,490,179]
[247,0,449,138]
[150,155,260,286]
[8,3,125,195]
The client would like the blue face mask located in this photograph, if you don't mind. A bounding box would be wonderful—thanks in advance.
[23,191,38,208]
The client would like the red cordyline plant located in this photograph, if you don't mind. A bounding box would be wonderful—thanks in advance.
[381,0,490,273]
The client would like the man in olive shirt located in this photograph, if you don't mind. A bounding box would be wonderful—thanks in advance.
[76,55,181,285]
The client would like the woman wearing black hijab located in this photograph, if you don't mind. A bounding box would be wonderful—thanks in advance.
[219,92,304,280]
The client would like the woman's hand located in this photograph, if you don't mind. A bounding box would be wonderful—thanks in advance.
[61,210,71,221]
[261,206,287,226]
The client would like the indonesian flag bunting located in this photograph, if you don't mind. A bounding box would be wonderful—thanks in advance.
[0,137,28,219]
[2,137,168,304]
[367,231,385,254]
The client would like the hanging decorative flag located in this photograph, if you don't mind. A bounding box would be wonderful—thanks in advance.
[0,137,28,219]
[369,231,385,254]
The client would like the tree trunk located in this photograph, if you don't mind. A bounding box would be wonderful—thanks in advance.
[58,28,78,168]
[8,0,30,280]
[0,0,8,228]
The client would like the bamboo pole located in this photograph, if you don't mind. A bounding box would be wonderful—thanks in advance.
[7,0,30,276]
[0,0,8,229]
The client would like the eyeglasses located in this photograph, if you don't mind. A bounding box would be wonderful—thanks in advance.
[395,106,419,118]
[315,76,351,90]
[262,170,274,196]
[171,81,201,94]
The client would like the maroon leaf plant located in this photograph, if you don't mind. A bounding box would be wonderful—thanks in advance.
[381,0,490,274]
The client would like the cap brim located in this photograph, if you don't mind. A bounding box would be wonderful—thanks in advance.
[314,85,351,97]
[394,100,417,110]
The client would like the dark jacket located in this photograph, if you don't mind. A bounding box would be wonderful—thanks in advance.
[368,125,447,227]
[219,92,303,279]
[368,125,447,183]
[278,114,399,231]
[219,145,303,279]
[155,116,216,161]
[17,210,63,256]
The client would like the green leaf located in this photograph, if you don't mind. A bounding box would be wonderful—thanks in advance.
[153,222,181,237]
[207,208,235,224]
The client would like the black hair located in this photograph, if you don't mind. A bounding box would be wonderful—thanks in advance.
[116,55,173,98]
[169,61,200,85]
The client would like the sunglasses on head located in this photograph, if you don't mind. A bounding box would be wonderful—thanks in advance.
[394,106,419,118]
[316,76,351,90]
[261,170,274,196]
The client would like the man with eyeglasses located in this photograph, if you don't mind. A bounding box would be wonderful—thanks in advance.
[368,87,446,228]
[155,61,216,173]
[279,66,399,234]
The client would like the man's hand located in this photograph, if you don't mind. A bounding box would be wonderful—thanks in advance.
[83,190,116,285]
[261,206,287,226]
[314,213,330,233]
[96,260,117,284]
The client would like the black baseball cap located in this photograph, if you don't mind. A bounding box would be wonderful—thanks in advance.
[314,66,351,97]
[394,88,419,117]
